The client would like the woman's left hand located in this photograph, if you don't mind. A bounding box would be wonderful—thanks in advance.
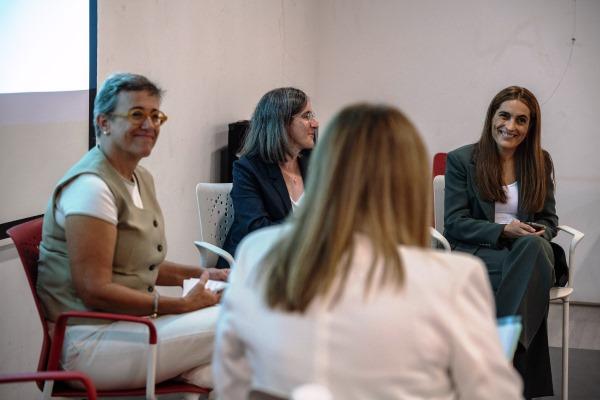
[502,220,545,239]
[206,268,230,282]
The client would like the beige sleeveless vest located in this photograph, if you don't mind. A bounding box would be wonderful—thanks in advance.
[37,146,166,324]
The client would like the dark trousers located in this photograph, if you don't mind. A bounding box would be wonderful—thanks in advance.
[475,236,555,398]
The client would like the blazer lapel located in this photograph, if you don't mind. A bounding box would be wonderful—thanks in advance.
[467,160,495,222]
[298,149,311,179]
[516,182,532,222]
[478,196,495,222]
[266,162,292,212]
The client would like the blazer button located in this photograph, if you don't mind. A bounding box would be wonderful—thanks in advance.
[149,264,155,271]
[157,244,163,252]
[153,220,158,227]
[147,286,154,293]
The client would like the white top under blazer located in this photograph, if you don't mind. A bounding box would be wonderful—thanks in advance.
[213,225,523,400]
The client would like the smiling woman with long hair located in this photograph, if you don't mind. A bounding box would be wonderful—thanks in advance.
[213,103,522,399]
[444,86,558,399]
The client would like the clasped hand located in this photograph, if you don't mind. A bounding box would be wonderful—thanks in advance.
[502,220,544,239]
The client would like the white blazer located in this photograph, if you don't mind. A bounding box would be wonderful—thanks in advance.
[213,225,523,400]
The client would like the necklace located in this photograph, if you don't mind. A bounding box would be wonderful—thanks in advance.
[281,168,299,184]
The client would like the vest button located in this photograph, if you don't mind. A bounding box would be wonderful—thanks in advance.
[157,244,163,252]
[147,286,154,292]
[149,264,155,271]
[153,220,158,227]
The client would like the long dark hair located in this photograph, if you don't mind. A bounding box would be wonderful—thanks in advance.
[474,86,553,213]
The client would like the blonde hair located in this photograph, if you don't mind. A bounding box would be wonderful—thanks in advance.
[264,103,431,312]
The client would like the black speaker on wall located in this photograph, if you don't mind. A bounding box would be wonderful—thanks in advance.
[222,120,250,182]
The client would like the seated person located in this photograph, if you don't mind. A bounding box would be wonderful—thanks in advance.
[220,87,318,266]
[213,103,523,399]
[36,73,228,390]
[444,86,557,398]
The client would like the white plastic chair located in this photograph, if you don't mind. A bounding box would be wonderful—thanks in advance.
[430,226,451,251]
[195,182,235,268]
[433,174,584,400]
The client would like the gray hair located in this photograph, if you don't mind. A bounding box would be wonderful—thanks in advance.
[240,87,308,163]
[93,73,164,137]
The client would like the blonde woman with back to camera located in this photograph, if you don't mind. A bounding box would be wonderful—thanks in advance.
[213,103,523,399]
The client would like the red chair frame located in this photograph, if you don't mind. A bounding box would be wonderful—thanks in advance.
[0,371,97,399]
[7,218,210,398]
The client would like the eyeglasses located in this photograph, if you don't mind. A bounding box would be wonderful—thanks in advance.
[110,108,168,127]
[294,111,317,122]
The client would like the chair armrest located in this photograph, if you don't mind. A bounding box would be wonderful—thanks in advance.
[194,240,235,268]
[556,225,585,250]
[48,311,158,399]
[430,227,451,251]
[0,371,97,399]
[556,225,585,289]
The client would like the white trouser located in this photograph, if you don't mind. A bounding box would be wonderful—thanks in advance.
[61,305,219,390]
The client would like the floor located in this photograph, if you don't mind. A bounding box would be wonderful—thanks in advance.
[548,303,600,350]
[542,303,600,399]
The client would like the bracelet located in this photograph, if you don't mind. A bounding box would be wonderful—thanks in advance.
[151,291,160,319]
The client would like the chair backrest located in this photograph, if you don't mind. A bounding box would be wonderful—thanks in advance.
[432,152,447,177]
[432,152,448,235]
[195,182,234,266]
[433,175,446,234]
[6,218,51,385]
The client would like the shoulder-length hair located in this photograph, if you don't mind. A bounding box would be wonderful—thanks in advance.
[240,87,308,163]
[264,103,431,312]
[474,86,553,213]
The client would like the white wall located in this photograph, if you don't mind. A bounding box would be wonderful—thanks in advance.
[314,0,600,303]
[0,1,319,397]
[97,0,320,265]
[2,0,599,397]
[97,0,600,303]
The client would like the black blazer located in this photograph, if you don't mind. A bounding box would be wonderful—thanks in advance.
[220,150,311,265]
[444,144,558,254]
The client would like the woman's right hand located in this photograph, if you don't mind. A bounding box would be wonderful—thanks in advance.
[502,220,545,239]
[182,271,222,311]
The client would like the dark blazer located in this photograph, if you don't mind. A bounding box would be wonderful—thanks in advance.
[220,150,311,264]
[444,144,558,254]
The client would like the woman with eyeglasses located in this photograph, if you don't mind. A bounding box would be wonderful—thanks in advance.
[36,73,228,391]
[220,87,319,266]
[213,104,522,399]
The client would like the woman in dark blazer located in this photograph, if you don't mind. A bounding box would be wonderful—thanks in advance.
[220,87,318,264]
[444,86,557,399]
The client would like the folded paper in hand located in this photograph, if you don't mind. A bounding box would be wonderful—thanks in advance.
[182,278,228,296]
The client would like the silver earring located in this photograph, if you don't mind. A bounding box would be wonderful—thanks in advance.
[103,130,109,135]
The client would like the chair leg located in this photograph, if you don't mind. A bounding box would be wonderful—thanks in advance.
[562,300,569,400]
[42,380,54,400]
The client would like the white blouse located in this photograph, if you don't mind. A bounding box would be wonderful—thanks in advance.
[495,181,519,224]
[290,193,304,213]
